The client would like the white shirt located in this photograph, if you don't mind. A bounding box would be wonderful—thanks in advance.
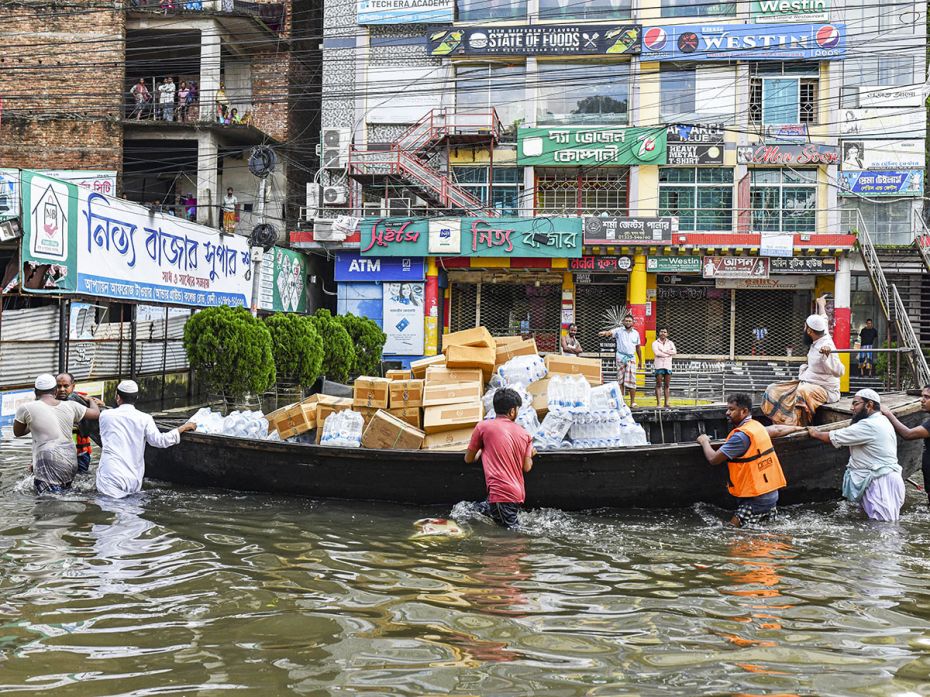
[15,400,87,461]
[829,412,899,472]
[611,327,640,357]
[96,404,180,499]
[222,194,238,212]
[158,81,176,104]
[798,331,844,403]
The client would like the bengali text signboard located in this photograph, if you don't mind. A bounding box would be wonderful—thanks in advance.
[465,217,582,258]
[769,256,835,273]
[702,256,770,279]
[428,24,641,56]
[584,217,675,245]
[839,171,924,196]
[518,127,667,166]
[570,255,633,272]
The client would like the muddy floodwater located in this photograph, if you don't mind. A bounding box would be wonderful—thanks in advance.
[2,430,930,696]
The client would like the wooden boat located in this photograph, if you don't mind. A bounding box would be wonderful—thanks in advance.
[144,393,926,510]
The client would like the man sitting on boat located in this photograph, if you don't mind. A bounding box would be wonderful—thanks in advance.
[761,299,844,427]
[807,389,905,522]
[465,388,535,530]
[697,392,795,528]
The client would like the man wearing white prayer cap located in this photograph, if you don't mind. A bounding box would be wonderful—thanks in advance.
[12,373,102,493]
[761,295,845,426]
[96,379,196,499]
[807,388,905,521]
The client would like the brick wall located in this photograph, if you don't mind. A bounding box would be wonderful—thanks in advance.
[0,119,123,172]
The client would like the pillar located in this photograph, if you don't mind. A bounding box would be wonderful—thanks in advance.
[424,256,439,356]
[199,24,221,124]
[196,132,218,228]
[627,253,648,345]
[644,270,657,360]
[561,271,574,347]
[834,255,852,393]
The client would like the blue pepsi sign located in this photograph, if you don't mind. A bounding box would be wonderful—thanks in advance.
[334,252,425,282]
[641,23,845,61]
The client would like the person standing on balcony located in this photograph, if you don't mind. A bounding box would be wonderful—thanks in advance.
[177,81,190,122]
[158,76,176,121]
[858,319,878,378]
[129,78,150,120]
[222,188,238,234]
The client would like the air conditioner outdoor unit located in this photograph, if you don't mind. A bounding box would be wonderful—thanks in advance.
[311,219,342,242]
[323,185,348,206]
[306,183,321,218]
[381,197,411,217]
[321,127,350,169]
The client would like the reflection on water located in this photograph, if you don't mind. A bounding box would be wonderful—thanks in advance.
[2,429,930,696]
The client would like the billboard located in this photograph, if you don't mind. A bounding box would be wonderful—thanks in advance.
[839,171,924,196]
[428,24,640,56]
[640,23,845,61]
[359,0,453,24]
[517,127,667,166]
[840,140,924,170]
[584,217,676,245]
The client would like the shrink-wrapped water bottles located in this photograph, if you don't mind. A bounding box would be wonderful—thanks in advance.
[320,410,364,448]
[547,374,591,414]
[496,355,547,387]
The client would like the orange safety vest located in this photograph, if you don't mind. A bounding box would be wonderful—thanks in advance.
[726,418,786,498]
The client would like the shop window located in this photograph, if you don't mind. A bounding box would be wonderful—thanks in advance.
[659,168,733,232]
[536,63,629,126]
[749,73,818,125]
[455,64,526,132]
[539,0,631,20]
[841,56,916,107]
[536,167,628,216]
[660,65,735,123]
[840,200,914,245]
[750,169,816,233]
[662,0,734,16]
[452,166,524,216]
[456,0,525,21]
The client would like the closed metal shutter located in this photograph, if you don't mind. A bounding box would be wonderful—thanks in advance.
[449,282,478,333]
[574,283,627,355]
[656,282,729,356]
[734,289,811,357]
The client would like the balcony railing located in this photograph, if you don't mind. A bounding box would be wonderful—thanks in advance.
[129,0,285,31]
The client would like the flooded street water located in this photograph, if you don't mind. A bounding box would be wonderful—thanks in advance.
[2,431,930,696]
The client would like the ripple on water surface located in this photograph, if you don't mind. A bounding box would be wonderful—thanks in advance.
[1,430,930,695]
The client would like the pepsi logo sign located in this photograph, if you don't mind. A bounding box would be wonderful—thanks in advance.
[815,25,840,49]
[643,27,667,51]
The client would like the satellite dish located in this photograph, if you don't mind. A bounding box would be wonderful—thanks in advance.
[248,146,277,179]
[250,223,277,251]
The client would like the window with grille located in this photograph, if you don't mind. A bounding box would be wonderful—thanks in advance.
[536,167,629,216]
[749,78,818,124]
[659,167,733,232]
[750,169,816,233]
[734,289,811,357]
[452,166,524,215]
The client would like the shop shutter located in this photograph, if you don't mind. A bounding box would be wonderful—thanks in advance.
[734,289,811,357]
[656,283,729,357]
[574,283,627,357]
[449,282,478,333]
[480,282,562,352]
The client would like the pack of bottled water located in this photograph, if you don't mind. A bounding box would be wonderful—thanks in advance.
[590,381,623,411]
[482,383,533,420]
[547,374,592,414]
[189,407,275,440]
[569,410,623,441]
[516,405,540,437]
[533,411,573,450]
[320,409,364,448]
[496,355,547,388]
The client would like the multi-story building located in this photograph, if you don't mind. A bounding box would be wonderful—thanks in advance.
[300,0,926,384]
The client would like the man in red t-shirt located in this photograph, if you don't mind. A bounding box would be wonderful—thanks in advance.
[465,388,535,529]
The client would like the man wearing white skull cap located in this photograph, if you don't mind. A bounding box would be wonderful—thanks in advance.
[807,389,905,521]
[96,380,196,499]
[761,295,845,427]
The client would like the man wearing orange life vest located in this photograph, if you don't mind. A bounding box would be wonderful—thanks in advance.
[696,393,801,527]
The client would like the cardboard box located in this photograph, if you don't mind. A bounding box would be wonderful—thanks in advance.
[354,406,380,429]
[422,381,483,407]
[528,377,550,417]
[423,401,484,434]
[361,409,425,450]
[410,354,446,379]
[269,402,317,440]
[446,344,495,382]
[388,379,425,409]
[353,376,392,409]
[544,354,602,386]
[425,366,484,386]
[422,427,476,451]
[388,406,422,429]
[264,402,297,434]
[493,335,524,347]
[442,326,494,350]
[494,337,539,367]
[314,397,354,443]
[385,369,412,381]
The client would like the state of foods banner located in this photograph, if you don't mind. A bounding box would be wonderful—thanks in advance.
[428,24,640,56]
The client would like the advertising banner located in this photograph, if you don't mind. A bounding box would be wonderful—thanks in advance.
[737,143,838,165]
[764,124,808,143]
[667,123,725,143]
[360,0,452,24]
[20,171,251,306]
[517,127,667,166]
[760,233,794,257]
[839,108,923,137]
[259,246,309,313]
[428,24,640,56]
[646,256,703,273]
[335,252,425,281]
[383,282,425,355]
[1,169,118,223]
[569,255,633,272]
[641,23,845,62]
[360,218,430,257]
[840,140,924,170]
[769,256,835,273]
[667,143,724,165]
[751,0,828,22]
[855,85,924,109]
[839,171,924,197]
[716,275,815,290]
[702,256,770,279]
[465,217,582,258]
[584,217,676,245]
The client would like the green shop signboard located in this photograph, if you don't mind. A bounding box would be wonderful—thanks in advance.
[517,127,667,166]
[259,246,309,313]
[360,217,430,257]
[646,256,703,273]
[463,217,582,258]
[20,170,79,293]
[751,0,828,23]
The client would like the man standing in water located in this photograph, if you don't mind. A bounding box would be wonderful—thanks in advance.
[807,389,905,522]
[465,388,535,529]
[696,393,795,527]
[96,380,196,499]
[880,385,930,507]
[13,374,101,493]
[56,372,94,474]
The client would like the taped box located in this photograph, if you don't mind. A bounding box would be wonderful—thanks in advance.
[361,409,425,450]
[389,406,422,429]
[424,366,483,386]
[494,338,539,367]
[421,427,475,451]
[422,381,483,407]
[385,369,412,381]
[493,335,524,347]
[388,379,424,409]
[410,354,446,379]
[353,377,392,409]
[442,326,494,350]
[268,402,317,440]
[423,401,484,435]
[544,354,602,386]
[446,344,495,382]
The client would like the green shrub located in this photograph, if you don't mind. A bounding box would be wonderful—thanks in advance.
[265,313,323,388]
[336,313,387,377]
[183,305,275,405]
[309,309,356,383]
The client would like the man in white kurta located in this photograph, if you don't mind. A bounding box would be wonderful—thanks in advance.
[96,380,196,499]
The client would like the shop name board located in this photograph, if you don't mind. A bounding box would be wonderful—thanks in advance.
[427,24,641,56]
[702,256,770,279]
[360,218,430,256]
[856,86,924,109]
[666,124,725,144]
[737,143,838,165]
[839,171,924,197]
[641,23,845,62]
[359,0,452,24]
[751,0,828,23]
[518,127,667,166]
[764,124,808,143]
[769,256,835,273]
[570,256,632,272]
[646,256,702,273]
[335,251,425,281]
[584,217,675,245]
[667,143,724,165]
[716,276,815,290]
[840,140,924,170]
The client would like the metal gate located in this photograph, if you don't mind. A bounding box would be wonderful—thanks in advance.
[656,283,729,356]
[734,289,811,357]
[574,283,627,354]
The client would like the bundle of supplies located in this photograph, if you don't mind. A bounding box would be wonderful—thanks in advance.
[319,409,365,448]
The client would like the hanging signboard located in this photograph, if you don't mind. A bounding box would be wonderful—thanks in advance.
[769,256,835,273]
[517,127,667,166]
[840,140,924,170]
[584,217,675,245]
[465,217,583,258]
[702,256,770,279]
[383,282,425,355]
[716,275,816,290]
[855,85,924,109]
[569,255,633,272]
[760,232,794,257]
[335,252,425,281]
[666,123,725,144]
[427,24,641,56]
[839,171,924,197]
[667,143,724,165]
[259,246,309,313]
[360,0,453,24]
[20,171,252,306]
[646,256,703,273]
[737,143,838,165]
[640,23,845,62]
[751,0,828,23]
[359,218,430,257]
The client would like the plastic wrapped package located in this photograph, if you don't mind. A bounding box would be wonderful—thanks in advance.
[482,383,532,419]
[496,355,547,387]
[516,407,540,438]
[590,381,623,411]
[320,409,364,448]
[547,374,592,414]
[533,411,573,450]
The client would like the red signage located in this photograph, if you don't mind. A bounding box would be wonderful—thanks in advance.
[737,143,838,166]
[570,255,633,272]
[702,256,770,279]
